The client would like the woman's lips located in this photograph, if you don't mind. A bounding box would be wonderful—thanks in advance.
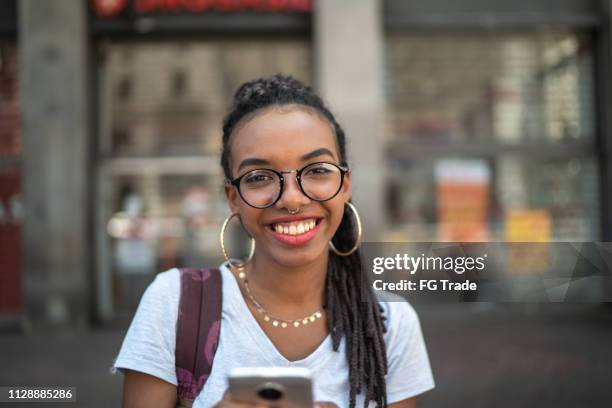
[267,219,322,246]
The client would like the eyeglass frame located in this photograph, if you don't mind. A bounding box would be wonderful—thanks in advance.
[226,161,350,209]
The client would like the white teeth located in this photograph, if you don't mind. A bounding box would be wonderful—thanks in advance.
[272,219,318,236]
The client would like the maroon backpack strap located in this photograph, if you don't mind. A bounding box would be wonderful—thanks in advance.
[175,268,222,407]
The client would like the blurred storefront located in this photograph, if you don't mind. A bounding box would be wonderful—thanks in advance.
[4,0,612,326]
[93,1,312,320]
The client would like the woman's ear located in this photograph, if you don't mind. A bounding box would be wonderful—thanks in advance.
[342,170,352,201]
[224,184,240,214]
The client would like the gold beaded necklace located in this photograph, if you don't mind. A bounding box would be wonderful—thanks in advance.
[233,265,325,329]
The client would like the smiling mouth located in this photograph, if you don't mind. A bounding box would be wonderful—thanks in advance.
[268,218,322,236]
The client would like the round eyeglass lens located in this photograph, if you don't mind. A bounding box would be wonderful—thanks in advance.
[300,162,343,201]
[239,169,281,208]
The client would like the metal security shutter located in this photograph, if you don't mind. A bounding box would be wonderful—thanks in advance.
[383,31,598,241]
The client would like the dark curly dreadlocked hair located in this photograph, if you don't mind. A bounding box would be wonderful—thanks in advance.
[220,74,388,408]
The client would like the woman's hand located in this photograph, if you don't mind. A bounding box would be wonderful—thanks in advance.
[212,389,269,408]
[214,389,340,408]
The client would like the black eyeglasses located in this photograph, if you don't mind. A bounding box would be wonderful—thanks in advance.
[227,161,349,209]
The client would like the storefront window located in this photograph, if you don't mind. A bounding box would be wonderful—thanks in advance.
[384,31,598,242]
[97,39,312,317]
[104,40,311,157]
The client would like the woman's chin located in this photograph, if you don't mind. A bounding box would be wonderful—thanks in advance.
[268,246,328,269]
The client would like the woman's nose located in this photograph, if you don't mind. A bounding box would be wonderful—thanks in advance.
[274,174,310,210]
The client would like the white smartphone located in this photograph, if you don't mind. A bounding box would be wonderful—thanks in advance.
[227,366,314,408]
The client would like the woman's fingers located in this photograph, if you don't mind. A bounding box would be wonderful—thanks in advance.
[214,400,269,408]
[214,389,270,408]
[219,389,338,408]
[314,402,340,408]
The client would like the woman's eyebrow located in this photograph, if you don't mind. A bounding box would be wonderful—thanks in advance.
[237,148,336,172]
[300,148,336,161]
[237,158,269,172]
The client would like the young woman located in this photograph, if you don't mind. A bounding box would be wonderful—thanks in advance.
[112,74,434,408]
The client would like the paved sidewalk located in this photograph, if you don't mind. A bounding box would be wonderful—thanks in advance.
[418,303,612,408]
[0,304,610,407]
[0,328,125,407]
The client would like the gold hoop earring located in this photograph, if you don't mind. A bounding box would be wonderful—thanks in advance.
[329,202,362,257]
[220,213,255,268]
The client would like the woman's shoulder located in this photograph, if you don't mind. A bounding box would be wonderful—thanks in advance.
[375,296,436,400]
[149,266,229,299]
[144,268,181,298]
[127,268,182,324]
[154,267,181,284]
[375,292,421,337]
[148,266,224,295]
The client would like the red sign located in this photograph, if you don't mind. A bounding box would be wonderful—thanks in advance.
[0,169,22,315]
[92,0,311,15]
[91,0,128,17]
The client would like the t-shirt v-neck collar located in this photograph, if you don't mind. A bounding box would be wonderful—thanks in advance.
[219,263,334,368]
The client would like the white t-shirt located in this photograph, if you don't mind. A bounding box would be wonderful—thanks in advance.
[110,263,435,407]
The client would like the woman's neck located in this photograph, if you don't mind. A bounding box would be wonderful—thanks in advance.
[243,252,328,309]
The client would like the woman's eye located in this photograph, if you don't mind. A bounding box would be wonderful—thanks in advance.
[305,166,332,176]
[244,173,273,184]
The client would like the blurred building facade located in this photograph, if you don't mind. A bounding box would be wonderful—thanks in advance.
[1,0,612,328]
